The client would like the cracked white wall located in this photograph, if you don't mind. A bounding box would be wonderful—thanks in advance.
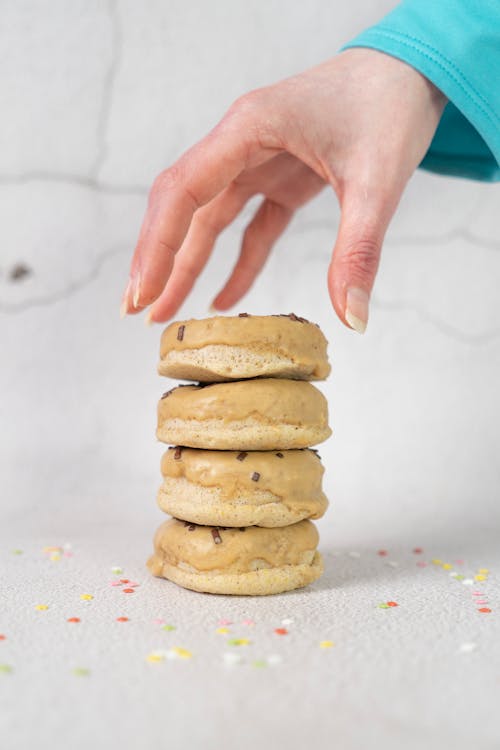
[0,1,499,542]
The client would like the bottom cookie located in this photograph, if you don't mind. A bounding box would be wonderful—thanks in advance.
[147,518,323,596]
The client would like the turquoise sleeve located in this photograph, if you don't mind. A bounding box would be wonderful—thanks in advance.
[342,0,500,182]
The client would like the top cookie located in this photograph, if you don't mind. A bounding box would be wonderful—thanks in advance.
[158,313,330,382]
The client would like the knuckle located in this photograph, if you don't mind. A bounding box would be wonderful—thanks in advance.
[149,167,181,201]
[226,88,266,121]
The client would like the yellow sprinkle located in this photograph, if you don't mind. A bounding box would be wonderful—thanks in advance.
[228,638,250,647]
[442,563,452,570]
[146,653,164,663]
[35,604,48,611]
[474,574,487,581]
[320,641,335,649]
[49,552,61,561]
[172,647,192,659]
[80,594,93,601]
[478,568,489,574]
[216,627,229,635]
[432,559,442,565]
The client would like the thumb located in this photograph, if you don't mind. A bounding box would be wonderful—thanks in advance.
[328,186,398,333]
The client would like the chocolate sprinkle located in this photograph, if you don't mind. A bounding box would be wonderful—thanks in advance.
[177,324,185,341]
[275,452,284,458]
[211,528,222,544]
[9,263,32,282]
[236,452,248,461]
[173,446,183,460]
[238,312,250,317]
[251,472,260,482]
[183,521,196,531]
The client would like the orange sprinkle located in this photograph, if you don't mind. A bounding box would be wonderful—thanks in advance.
[123,588,135,594]
[116,616,129,622]
[387,601,399,607]
[478,608,492,613]
[274,628,288,635]
[67,617,80,623]
[0,635,6,641]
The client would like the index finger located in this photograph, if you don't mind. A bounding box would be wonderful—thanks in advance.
[124,95,281,313]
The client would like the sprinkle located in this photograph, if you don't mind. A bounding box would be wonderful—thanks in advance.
[67,617,80,623]
[267,654,283,665]
[378,601,398,609]
[478,568,489,574]
[474,574,487,582]
[281,618,293,625]
[147,652,165,663]
[462,579,474,586]
[211,529,222,545]
[216,627,229,635]
[111,566,123,575]
[0,664,13,674]
[348,551,360,558]
[236,452,248,461]
[275,452,284,458]
[80,594,93,601]
[459,642,477,653]
[274,628,288,636]
[242,619,255,626]
[161,624,175,631]
[475,600,489,605]
[387,601,399,607]
[377,550,388,556]
[228,638,250,647]
[170,647,192,659]
[416,562,427,568]
[223,652,243,666]
[455,559,464,565]
[252,660,267,669]
[442,563,453,570]
[35,604,48,611]
[123,588,135,594]
[478,608,492,613]
[177,324,185,341]
[238,312,250,318]
[413,548,423,554]
[116,617,129,622]
[11,549,23,555]
[173,446,183,460]
[386,561,399,568]
[218,619,232,626]
[320,641,334,649]
[432,559,442,565]
[0,635,6,641]
[453,574,465,580]
[251,472,260,482]
[72,667,90,676]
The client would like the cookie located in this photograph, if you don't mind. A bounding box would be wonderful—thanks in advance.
[157,378,331,450]
[147,518,323,595]
[158,447,328,527]
[158,314,330,382]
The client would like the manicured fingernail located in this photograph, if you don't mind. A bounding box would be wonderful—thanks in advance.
[120,280,132,319]
[132,273,142,309]
[145,309,155,326]
[345,287,369,334]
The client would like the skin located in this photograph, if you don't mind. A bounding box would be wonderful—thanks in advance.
[121,48,447,332]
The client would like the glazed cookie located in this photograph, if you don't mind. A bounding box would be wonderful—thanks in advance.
[158,447,328,527]
[157,378,331,450]
[158,313,330,382]
[148,518,323,595]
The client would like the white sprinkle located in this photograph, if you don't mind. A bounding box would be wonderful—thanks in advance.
[281,618,293,626]
[459,642,477,653]
[386,561,399,568]
[267,654,283,666]
[223,652,243,666]
[348,551,361,558]
[462,579,474,586]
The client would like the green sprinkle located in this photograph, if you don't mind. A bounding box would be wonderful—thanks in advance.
[228,638,250,647]
[11,549,23,555]
[72,667,90,677]
[454,575,465,581]
[0,664,13,674]
[252,660,267,669]
[162,624,176,632]
[377,603,390,609]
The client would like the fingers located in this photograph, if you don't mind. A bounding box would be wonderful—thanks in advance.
[328,183,401,333]
[146,184,253,323]
[213,198,293,311]
[122,93,281,315]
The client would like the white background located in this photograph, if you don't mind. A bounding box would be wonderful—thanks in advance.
[1,2,499,749]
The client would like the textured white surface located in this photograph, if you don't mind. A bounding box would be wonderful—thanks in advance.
[1,1,499,749]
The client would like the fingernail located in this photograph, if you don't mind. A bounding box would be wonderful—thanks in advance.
[120,280,132,319]
[132,273,142,309]
[145,309,155,327]
[208,304,219,316]
[345,287,369,334]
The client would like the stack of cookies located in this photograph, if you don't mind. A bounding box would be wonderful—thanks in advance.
[147,313,332,596]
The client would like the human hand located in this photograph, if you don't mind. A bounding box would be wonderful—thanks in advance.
[121,48,446,332]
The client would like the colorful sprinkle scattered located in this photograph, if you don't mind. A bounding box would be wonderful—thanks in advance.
[459,642,477,653]
[0,635,6,641]
[111,566,123,575]
[462,579,474,586]
[386,561,399,568]
[377,550,388,556]
[80,594,93,601]
[123,589,135,594]
[67,617,80,623]
[252,660,267,669]
[378,601,399,609]
[223,652,242,666]
[442,563,453,570]
[0,664,13,674]
[474,574,487,582]
[35,604,48,611]
[116,617,129,622]
[241,619,255,626]
[413,548,423,554]
[72,667,90,676]
[218,619,232,626]
[267,654,283,665]
[161,624,175,632]
[274,628,288,636]
[228,639,250,647]
[216,627,229,635]
[478,568,489,574]
[147,652,164,663]
[170,647,192,659]
[416,561,427,568]
[281,618,294,625]
[11,549,23,555]
[478,608,492,614]
[320,641,334,649]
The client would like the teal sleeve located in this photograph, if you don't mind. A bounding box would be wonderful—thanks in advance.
[342,0,500,182]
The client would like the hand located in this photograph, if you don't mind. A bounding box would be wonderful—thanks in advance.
[121,48,446,332]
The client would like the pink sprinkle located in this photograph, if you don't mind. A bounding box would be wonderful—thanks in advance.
[153,618,165,625]
[63,551,73,558]
[218,619,232,626]
[110,580,122,587]
[455,560,464,565]
[242,619,255,626]
[416,562,427,568]
[476,600,489,605]
[127,582,140,588]
[472,592,484,597]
